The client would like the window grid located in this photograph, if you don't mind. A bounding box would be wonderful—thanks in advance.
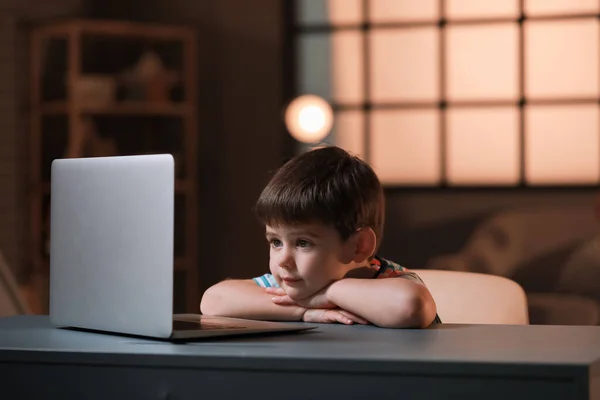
[362,0,372,165]
[518,0,526,185]
[439,0,447,185]
[290,0,600,188]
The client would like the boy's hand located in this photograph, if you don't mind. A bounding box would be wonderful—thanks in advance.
[302,308,368,325]
[265,286,334,309]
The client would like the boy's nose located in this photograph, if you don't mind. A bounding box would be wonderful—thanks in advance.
[278,248,295,269]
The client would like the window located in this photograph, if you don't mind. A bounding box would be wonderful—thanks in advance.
[292,0,600,187]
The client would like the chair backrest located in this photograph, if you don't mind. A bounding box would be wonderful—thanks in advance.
[0,251,30,317]
[413,269,529,325]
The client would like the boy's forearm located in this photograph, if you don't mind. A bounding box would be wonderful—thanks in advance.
[325,278,437,328]
[200,279,306,321]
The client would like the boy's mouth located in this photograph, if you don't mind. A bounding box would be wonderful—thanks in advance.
[281,277,302,284]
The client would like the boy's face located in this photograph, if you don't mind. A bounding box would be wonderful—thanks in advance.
[265,222,356,300]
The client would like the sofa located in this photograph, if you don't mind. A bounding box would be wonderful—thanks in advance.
[425,206,600,325]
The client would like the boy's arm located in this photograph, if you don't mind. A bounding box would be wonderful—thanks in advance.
[200,279,307,321]
[325,277,437,328]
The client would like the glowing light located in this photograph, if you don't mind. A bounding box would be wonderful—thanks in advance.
[285,95,333,143]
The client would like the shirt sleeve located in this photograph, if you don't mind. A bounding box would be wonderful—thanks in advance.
[252,273,280,288]
[379,268,443,324]
[397,271,428,284]
[375,258,442,324]
[379,268,426,283]
[375,258,427,284]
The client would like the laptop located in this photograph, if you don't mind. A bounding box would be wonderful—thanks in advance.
[48,154,315,340]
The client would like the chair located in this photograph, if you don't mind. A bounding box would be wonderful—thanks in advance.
[0,250,30,317]
[413,269,529,325]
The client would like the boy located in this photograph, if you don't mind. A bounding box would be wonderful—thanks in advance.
[200,146,440,328]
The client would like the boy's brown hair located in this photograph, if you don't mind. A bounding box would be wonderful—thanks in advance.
[254,146,385,255]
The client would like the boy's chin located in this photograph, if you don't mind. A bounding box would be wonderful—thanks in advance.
[284,285,324,301]
[283,287,309,300]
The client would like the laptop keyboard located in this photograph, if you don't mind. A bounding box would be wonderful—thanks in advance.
[172,319,247,331]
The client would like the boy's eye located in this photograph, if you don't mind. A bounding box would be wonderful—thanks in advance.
[297,240,311,248]
[270,239,283,248]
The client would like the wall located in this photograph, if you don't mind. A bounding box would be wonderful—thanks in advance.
[0,0,85,280]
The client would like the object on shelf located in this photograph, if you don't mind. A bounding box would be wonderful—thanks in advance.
[63,116,119,159]
[69,74,116,107]
[119,50,179,103]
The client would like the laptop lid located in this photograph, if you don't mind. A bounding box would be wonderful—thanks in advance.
[49,154,175,338]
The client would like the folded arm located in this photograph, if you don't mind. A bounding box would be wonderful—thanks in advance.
[325,277,438,328]
[200,279,306,321]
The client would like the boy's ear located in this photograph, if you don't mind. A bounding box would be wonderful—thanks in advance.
[348,227,377,264]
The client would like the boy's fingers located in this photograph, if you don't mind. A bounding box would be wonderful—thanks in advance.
[338,310,368,325]
[271,295,296,305]
[338,310,367,324]
[265,287,285,295]
[327,310,353,325]
[303,309,356,325]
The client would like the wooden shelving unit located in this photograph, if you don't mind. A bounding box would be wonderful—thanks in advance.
[36,101,192,116]
[28,19,199,314]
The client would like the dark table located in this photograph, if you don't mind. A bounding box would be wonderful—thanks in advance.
[0,315,599,399]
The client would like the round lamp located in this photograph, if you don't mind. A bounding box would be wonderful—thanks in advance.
[284,95,333,143]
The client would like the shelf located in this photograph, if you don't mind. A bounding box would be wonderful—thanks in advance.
[40,180,190,195]
[35,19,194,40]
[36,101,192,116]
[30,18,199,314]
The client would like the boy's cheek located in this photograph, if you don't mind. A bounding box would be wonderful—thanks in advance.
[267,263,282,284]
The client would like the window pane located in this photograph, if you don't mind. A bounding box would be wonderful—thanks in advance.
[525,0,598,16]
[447,108,520,185]
[446,24,519,101]
[297,33,363,104]
[297,34,332,100]
[370,109,441,184]
[331,111,365,159]
[525,105,600,185]
[297,0,362,25]
[525,20,599,98]
[446,0,519,19]
[369,28,439,102]
[369,0,438,22]
[331,31,364,104]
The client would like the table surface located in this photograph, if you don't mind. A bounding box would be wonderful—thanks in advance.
[1,315,600,378]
